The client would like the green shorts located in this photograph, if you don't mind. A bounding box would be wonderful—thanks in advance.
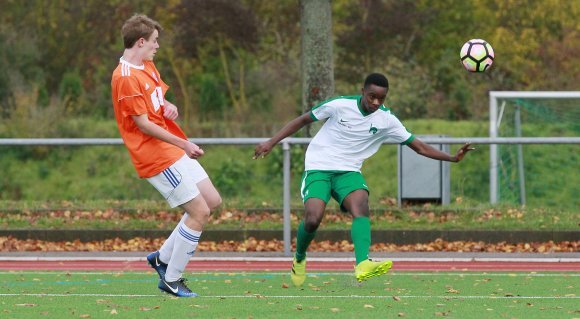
[300,170,369,209]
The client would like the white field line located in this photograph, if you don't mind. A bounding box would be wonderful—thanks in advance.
[0,293,578,299]
[0,271,577,276]
[1,256,579,262]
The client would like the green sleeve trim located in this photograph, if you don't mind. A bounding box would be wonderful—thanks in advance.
[401,134,415,145]
[311,95,359,110]
[309,112,318,121]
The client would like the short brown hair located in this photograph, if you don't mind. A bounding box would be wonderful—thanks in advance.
[121,14,163,49]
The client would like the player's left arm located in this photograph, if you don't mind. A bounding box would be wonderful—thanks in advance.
[162,100,179,120]
[407,139,475,163]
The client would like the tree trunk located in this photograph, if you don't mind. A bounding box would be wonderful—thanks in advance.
[300,0,334,137]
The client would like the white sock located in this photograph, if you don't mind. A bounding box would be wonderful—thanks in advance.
[164,223,201,282]
[158,213,187,264]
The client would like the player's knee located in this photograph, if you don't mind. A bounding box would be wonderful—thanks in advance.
[350,201,369,217]
[208,195,222,211]
[186,206,211,223]
[303,214,323,232]
[200,206,211,219]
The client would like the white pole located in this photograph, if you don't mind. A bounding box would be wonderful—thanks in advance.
[489,92,499,204]
[514,104,526,205]
[282,141,292,256]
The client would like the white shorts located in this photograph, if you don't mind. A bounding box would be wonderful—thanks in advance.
[146,154,209,208]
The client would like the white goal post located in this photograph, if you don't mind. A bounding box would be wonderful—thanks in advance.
[489,91,580,204]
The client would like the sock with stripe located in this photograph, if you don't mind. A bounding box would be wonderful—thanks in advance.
[351,216,371,265]
[295,221,316,262]
[158,213,187,264]
[164,223,201,282]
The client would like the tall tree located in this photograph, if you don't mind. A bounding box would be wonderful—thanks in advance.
[300,0,334,137]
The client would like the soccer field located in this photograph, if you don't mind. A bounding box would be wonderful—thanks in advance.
[1,270,578,319]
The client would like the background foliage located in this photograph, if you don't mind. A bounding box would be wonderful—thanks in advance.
[0,0,578,137]
[0,0,578,207]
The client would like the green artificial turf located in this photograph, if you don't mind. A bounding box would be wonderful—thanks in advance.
[1,271,578,318]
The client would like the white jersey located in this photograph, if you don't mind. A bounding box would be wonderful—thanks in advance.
[305,96,414,171]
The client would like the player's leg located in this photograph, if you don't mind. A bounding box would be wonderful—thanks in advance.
[342,189,372,265]
[196,178,222,210]
[333,172,372,265]
[297,198,326,258]
[158,195,209,297]
[163,159,214,282]
[297,171,331,261]
[292,171,331,286]
[335,172,392,282]
[148,213,187,278]
[291,198,326,287]
[145,155,210,297]
[154,214,183,272]
[153,159,218,262]
[155,176,221,267]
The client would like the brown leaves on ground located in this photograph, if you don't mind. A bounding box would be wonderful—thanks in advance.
[0,236,576,253]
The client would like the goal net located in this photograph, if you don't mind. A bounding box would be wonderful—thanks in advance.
[489,92,580,206]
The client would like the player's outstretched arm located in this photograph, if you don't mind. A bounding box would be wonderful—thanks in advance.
[253,113,314,159]
[132,114,204,159]
[408,139,475,163]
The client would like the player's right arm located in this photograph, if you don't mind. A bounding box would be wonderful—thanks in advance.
[253,112,314,159]
[132,114,204,159]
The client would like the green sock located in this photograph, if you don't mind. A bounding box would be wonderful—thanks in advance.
[295,221,316,262]
[351,216,371,265]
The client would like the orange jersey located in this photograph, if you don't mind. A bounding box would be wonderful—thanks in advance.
[111,58,186,178]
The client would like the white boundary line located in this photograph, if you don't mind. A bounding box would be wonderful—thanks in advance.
[1,256,579,262]
[0,271,577,276]
[2,294,580,300]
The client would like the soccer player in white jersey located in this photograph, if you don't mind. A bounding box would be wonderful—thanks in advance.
[254,73,474,286]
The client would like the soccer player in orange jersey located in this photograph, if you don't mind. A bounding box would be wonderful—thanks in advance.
[111,14,221,297]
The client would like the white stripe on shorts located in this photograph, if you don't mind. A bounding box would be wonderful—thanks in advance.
[147,155,209,208]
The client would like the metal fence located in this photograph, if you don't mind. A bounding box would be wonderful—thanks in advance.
[1,137,578,255]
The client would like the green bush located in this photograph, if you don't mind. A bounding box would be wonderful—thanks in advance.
[212,158,253,197]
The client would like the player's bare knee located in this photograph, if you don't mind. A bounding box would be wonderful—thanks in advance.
[188,207,210,225]
[350,201,369,217]
[199,207,211,220]
[304,214,323,232]
[209,195,222,210]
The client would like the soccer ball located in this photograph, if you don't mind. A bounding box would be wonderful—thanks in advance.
[460,39,494,72]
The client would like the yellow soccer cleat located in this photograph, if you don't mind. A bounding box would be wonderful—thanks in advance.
[290,257,306,287]
[354,259,393,282]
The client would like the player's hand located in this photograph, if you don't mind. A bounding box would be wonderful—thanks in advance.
[253,141,273,159]
[454,143,476,162]
[163,103,179,121]
[184,142,204,159]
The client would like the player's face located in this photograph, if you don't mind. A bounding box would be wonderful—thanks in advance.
[142,29,160,61]
[361,84,387,113]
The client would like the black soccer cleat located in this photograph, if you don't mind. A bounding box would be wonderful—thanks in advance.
[158,277,198,297]
[146,251,168,279]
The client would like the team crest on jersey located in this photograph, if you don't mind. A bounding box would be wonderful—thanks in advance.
[369,124,378,134]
